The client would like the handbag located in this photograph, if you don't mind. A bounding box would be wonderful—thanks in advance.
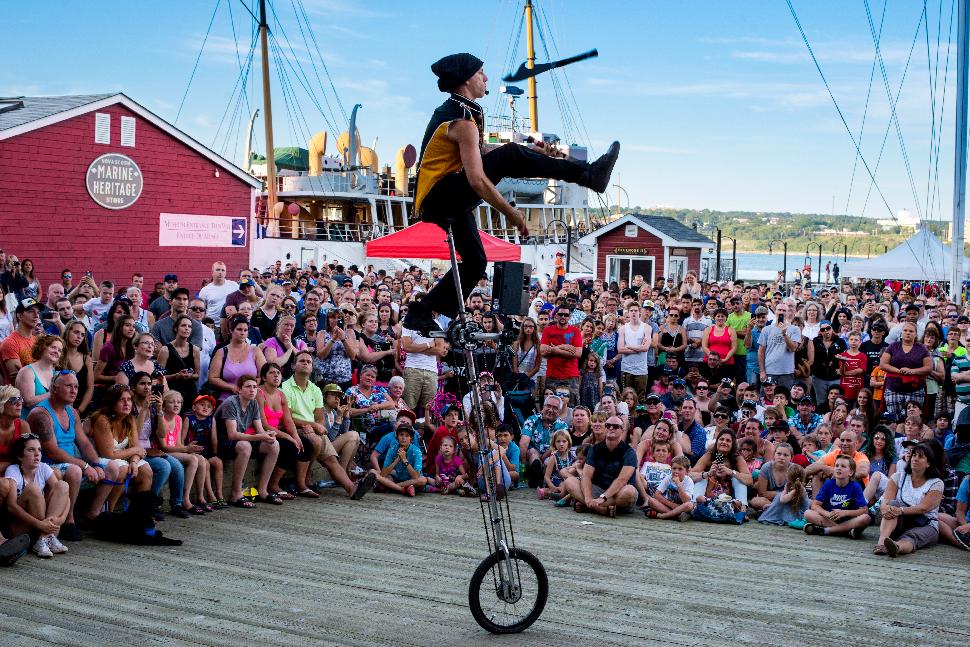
[896,473,932,529]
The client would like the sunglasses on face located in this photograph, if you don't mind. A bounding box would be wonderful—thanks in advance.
[605,423,623,430]
[189,306,205,312]
[714,413,728,419]
[5,397,23,406]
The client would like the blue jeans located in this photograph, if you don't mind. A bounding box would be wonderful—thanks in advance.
[146,455,185,507]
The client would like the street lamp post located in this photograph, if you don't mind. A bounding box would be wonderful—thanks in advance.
[545,217,573,273]
[806,241,823,285]
[768,239,788,286]
[715,228,722,281]
[835,242,848,262]
[612,184,630,216]
[721,234,738,281]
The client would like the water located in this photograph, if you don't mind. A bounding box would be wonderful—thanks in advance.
[723,252,866,282]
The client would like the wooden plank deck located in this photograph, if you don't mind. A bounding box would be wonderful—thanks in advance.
[0,489,967,646]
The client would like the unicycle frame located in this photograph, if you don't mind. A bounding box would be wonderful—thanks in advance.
[442,224,518,594]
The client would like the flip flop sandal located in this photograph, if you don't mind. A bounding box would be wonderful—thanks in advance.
[257,494,284,505]
[201,502,214,512]
[271,490,296,501]
[190,505,206,515]
[884,538,900,558]
[352,472,376,501]
[230,498,256,509]
[872,543,888,555]
[0,534,30,566]
[607,505,617,518]
[296,489,321,498]
[573,501,587,513]
[212,499,229,509]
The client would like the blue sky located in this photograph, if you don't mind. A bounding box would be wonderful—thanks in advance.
[3,0,960,219]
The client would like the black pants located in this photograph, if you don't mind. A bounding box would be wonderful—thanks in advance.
[419,143,586,319]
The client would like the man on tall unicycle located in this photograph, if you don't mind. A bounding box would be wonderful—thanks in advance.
[401,52,619,334]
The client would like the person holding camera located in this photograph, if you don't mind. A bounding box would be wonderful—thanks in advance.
[315,310,358,390]
[462,371,504,423]
[758,302,801,390]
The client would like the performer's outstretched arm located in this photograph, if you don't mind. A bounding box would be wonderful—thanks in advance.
[450,120,529,238]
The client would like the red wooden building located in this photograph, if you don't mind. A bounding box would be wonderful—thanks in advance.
[0,93,259,293]
[576,214,714,286]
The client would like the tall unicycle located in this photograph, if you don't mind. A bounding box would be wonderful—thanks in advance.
[433,223,548,633]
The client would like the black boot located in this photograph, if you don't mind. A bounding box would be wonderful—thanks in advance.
[578,141,620,193]
[527,459,543,488]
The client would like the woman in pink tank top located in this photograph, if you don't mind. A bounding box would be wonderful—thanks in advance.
[702,308,738,366]
[257,362,318,499]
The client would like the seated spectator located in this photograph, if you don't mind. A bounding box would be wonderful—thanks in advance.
[94,315,136,397]
[320,383,362,475]
[427,404,463,472]
[215,375,281,508]
[519,396,569,487]
[0,386,30,473]
[369,424,427,496]
[537,429,575,501]
[758,463,808,526]
[15,335,62,419]
[129,372,186,518]
[257,362,315,499]
[90,384,154,513]
[150,288,204,348]
[91,300,132,358]
[862,426,898,504]
[689,429,753,521]
[208,316,266,402]
[561,415,638,516]
[184,394,223,508]
[750,442,795,513]
[804,453,873,538]
[156,316,200,413]
[1,298,41,384]
[643,455,695,521]
[0,476,30,565]
[945,474,970,550]
[805,429,870,493]
[3,434,71,558]
[154,390,210,515]
[59,322,94,415]
[316,311,358,390]
[260,315,306,380]
[347,364,395,446]
[874,442,944,557]
[495,423,520,489]
[28,371,121,539]
[462,371,505,424]
[428,436,470,495]
[117,333,168,393]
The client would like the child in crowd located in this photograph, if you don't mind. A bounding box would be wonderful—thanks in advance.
[815,424,834,453]
[758,464,809,526]
[430,436,470,495]
[803,455,870,538]
[837,331,866,406]
[157,391,210,515]
[739,438,764,480]
[495,424,520,489]
[370,425,427,497]
[538,430,575,501]
[426,405,462,472]
[554,445,588,508]
[579,354,603,410]
[184,394,224,507]
[636,439,674,508]
[644,456,695,521]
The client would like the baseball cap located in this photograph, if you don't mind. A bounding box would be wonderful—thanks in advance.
[754,306,769,316]
[762,376,776,386]
[15,297,40,314]
[741,399,758,409]
[321,383,343,395]
[642,300,655,309]
[645,393,661,403]
[192,394,217,408]
[164,274,178,282]
[240,278,256,288]
[539,303,555,312]
[819,319,832,328]
[396,409,417,422]
[672,378,687,387]
[771,420,790,431]
[799,395,815,405]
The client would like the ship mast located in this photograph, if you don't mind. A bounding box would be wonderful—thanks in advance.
[525,0,539,132]
[259,0,278,216]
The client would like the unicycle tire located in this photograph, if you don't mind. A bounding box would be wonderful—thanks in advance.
[468,547,548,634]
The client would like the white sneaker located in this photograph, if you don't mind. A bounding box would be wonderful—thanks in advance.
[46,535,68,554]
[33,536,53,558]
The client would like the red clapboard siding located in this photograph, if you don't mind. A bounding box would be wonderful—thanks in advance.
[595,225,665,281]
[0,103,252,293]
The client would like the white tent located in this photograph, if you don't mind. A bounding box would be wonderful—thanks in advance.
[838,228,968,281]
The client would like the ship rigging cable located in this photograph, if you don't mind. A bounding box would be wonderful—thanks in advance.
[175,0,223,124]
[785,0,930,276]
[924,0,957,225]
[927,0,957,229]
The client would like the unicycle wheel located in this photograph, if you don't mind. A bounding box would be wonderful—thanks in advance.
[468,547,548,634]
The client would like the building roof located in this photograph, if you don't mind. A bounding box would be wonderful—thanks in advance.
[0,94,115,131]
[576,213,715,247]
[0,93,260,188]
[632,214,714,244]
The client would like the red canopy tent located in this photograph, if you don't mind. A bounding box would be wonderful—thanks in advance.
[365,221,521,261]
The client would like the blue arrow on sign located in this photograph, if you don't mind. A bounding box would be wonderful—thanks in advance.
[231,218,247,246]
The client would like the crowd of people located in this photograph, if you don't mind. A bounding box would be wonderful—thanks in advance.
[0,249,968,566]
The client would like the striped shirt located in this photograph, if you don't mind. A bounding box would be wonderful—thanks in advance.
[951,352,970,403]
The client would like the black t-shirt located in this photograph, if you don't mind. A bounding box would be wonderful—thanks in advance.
[811,336,846,380]
[860,339,888,379]
[586,440,637,489]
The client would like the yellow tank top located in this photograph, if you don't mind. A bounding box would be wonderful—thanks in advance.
[414,121,463,214]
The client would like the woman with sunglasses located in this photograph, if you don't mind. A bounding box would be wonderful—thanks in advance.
[0,386,30,474]
[4,433,71,558]
[15,335,62,420]
[59,321,94,415]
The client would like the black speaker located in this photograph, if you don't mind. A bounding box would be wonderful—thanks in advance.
[491,261,532,315]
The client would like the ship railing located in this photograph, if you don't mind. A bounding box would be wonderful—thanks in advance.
[257,217,409,242]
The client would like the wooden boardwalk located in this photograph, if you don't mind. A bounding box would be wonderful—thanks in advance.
[0,489,967,646]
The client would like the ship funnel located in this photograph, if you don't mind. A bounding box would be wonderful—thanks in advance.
[336,129,361,167]
[394,144,417,196]
[359,147,379,173]
[308,131,328,176]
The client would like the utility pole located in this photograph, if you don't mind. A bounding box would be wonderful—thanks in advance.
[951,0,969,303]
[259,0,277,222]
[525,0,539,132]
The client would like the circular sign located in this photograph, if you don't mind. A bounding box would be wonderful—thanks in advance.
[86,153,143,210]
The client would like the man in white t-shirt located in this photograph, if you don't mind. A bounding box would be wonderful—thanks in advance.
[401,325,445,414]
[198,261,239,325]
[617,303,651,395]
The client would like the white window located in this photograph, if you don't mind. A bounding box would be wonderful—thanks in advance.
[624,224,638,237]
[94,113,110,144]
[606,255,655,287]
[120,116,136,147]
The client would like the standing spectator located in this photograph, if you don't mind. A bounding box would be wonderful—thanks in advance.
[726,297,751,383]
[261,315,306,380]
[682,299,711,364]
[250,285,285,342]
[1,257,28,301]
[149,274,179,320]
[400,320,444,415]
[150,288,204,348]
[1,298,40,384]
[156,316,200,413]
[316,312,358,391]
[187,298,216,391]
[758,302,801,389]
[198,262,239,326]
[808,320,846,405]
[617,303,652,396]
[541,305,583,403]
[880,321,932,419]
[84,281,115,322]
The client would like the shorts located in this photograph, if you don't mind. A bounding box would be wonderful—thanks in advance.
[892,524,939,550]
[217,438,260,461]
[50,457,111,476]
[591,484,635,515]
[277,433,318,468]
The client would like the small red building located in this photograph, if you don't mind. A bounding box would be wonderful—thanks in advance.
[577,214,714,286]
[0,93,259,292]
